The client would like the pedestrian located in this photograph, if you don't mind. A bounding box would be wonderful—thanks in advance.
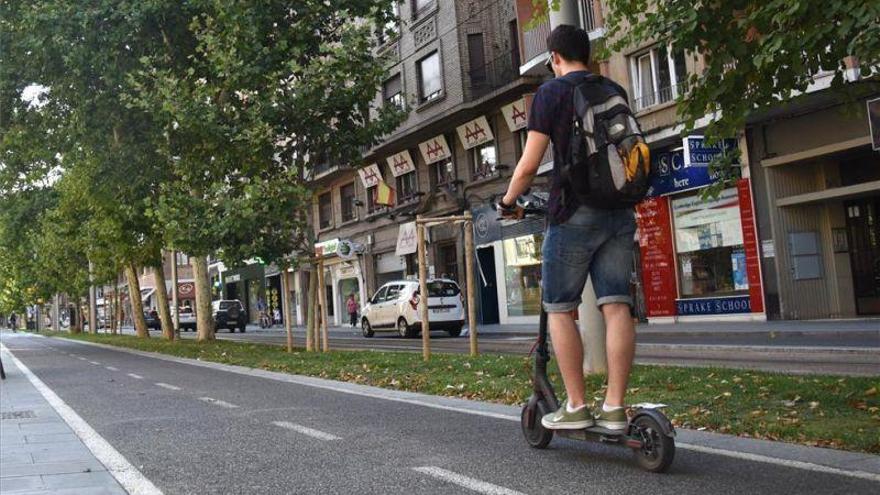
[10,312,17,332]
[347,293,358,328]
[498,25,637,431]
[273,307,281,325]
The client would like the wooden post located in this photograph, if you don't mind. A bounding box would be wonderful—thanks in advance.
[316,258,329,352]
[171,250,180,339]
[281,268,294,352]
[305,268,316,352]
[416,216,431,361]
[463,211,478,356]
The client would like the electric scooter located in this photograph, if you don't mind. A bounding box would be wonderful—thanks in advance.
[499,193,676,472]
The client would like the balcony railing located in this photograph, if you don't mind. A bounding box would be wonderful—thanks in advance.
[521,18,551,66]
[464,53,519,101]
[580,0,598,32]
[631,82,688,112]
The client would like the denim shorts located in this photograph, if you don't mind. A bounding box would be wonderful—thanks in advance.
[542,205,636,312]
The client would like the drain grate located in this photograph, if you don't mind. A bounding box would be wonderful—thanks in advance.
[1,410,37,420]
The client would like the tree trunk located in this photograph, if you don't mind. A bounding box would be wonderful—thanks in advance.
[125,262,149,338]
[192,255,215,341]
[153,262,174,340]
[305,269,316,351]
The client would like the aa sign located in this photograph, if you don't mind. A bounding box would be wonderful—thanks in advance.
[456,116,494,150]
[418,135,452,164]
[501,98,529,132]
[386,150,416,177]
[357,164,382,188]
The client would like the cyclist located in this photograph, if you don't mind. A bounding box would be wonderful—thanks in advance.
[498,25,635,431]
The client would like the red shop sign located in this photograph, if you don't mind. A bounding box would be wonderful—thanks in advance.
[737,178,765,313]
[636,197,678,317]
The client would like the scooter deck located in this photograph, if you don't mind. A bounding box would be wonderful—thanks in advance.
[557,425,630,443]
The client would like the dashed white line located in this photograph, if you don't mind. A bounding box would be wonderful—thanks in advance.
[89,360,101,365]
[271,421,340,441]
[126,373,144,380]
[198,397,239,409]
[77,357,87,361]
[412,467,526,495]
[155,383,181,391]
[105,366,119,371]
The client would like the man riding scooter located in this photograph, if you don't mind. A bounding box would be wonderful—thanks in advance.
[497,25,637,431]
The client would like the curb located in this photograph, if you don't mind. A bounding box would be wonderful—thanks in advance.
[44,334,880,483]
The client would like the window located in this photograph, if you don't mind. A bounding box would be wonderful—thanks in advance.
[383,73,404,109]
[417,51,442,103]
[380,2,400,41]
[385,284,403,301]
[318,191,333,229]
[176,253,190,266]
[371,286,389,304]
[467,33,486,85]
[436,242,458,282]
[396,171,417,203]
[366,185,380,213]
[471,140,498,179]
[340,182,356,222]
[412,0,434,16]
[503,234,544,317]
[579,0,598,32]
[672,188,748,298]
[508,20,520,69]
[630,45,687,111]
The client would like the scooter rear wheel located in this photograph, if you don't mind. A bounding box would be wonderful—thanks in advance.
[520,401,553,449]
[631,415,675,473]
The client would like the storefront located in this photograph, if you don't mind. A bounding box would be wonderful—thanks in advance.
[222,262,266,324]
[636,136,766,322]
[315,238,368,327]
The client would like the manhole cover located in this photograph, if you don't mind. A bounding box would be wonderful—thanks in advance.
[1,410,36,420]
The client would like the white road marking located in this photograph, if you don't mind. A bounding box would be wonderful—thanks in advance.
[78,356,87,361]
[89,360,101,365]
[106,366,119,371]
[413,467,526,495]
[0,343,163,495]
[271,421,340,441]
[198,397,239,409]
[65,338,880,483]
[677,443,880,483]
[155,383,181,391]
[127,373,144,380]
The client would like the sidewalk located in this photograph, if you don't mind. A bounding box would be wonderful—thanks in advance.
[0,336,126,495]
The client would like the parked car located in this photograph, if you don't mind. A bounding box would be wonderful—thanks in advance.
[212,300,247,333]
[361,279,465,338]
[144,311,161,330]
[171,306,197,331]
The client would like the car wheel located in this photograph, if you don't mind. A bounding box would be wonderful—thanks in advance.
[362,319,374,338]
[447,325,463,337]
[239,325,246,333]
[398,317,415,338]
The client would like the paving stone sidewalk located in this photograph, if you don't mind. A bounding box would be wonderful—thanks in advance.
[0,340,126,495]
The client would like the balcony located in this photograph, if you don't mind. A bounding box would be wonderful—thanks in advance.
[519,17,551,76]
[464,53,519,102]
[632,82,688,113]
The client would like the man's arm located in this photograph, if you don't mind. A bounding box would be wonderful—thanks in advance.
[502,130,550,206]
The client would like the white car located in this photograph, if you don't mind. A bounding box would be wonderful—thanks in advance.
[171,306,197,331]
[361,279,465,338]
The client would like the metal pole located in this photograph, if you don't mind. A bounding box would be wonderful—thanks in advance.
[463,212,478,356]
[317,258,329,352]
[53,294,60,331]
[171,250,180,338]
[416,216,431,361]
[88,260,97,334]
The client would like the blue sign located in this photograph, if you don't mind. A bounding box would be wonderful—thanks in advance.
[646,136,738,197]
[676,296,751,316]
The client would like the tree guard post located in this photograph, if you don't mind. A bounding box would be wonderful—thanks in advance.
[316,257,329,352]
[463,211,478,356]
[416,216,431,361]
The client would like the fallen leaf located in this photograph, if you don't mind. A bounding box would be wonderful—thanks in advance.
[866,387,877,397]
[808,401,820,409]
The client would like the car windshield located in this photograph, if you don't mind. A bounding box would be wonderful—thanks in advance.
[427,281,459,297]
[219,301,238,310]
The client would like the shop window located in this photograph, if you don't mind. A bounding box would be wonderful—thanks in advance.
[629,45,687,111]
[672,188,749,298]
[318,191,333,229]
[396,170,418,203]
[340,182,357,222]
[417,51,443,103]
[471,140,498,179]
[436,242,458,282]
[503,234,544,317]
[383,73,404,110]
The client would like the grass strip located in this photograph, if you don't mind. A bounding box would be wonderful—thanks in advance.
[50,331,879,453]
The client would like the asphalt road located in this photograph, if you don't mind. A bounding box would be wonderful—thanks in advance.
[160,328,880,376]
[4,334,879,494]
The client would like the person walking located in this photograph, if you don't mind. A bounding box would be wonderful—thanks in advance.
[9,312,17,332]
[498,25,637,431]
[346,293,359,328]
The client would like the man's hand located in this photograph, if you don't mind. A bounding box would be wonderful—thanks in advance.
[496,198,524,220]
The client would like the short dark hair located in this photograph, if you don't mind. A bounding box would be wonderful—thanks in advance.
[547,25,591,65]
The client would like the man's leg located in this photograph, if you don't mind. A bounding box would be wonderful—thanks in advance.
[601,303,635,407]
[547,311,585,408]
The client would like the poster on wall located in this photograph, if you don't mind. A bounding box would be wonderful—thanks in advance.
[386,150,416,177]
[635,197,678,317]
[731,250,748,290]
[357,164,383,188]
[456,116,494,150]
[671,188,743,253]
[418,135,452,164]
[501,98,529,132]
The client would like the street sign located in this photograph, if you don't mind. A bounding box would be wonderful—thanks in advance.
[456,116,494,150]
[868,97,880,151]
[418,135,452,164]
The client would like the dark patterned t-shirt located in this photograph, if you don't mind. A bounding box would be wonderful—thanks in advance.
[527,70,591,225]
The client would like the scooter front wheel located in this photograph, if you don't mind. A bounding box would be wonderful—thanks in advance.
[520,400,553,449]
[631,415,675,473]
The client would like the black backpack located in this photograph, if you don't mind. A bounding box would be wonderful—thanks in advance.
[561,74,651,209]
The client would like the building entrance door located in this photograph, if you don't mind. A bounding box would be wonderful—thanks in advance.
[477,247,499,324]
[845,196,880,314]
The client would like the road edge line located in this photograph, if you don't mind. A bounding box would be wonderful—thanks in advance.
[51,336,880,483]
[1,342,164,495]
